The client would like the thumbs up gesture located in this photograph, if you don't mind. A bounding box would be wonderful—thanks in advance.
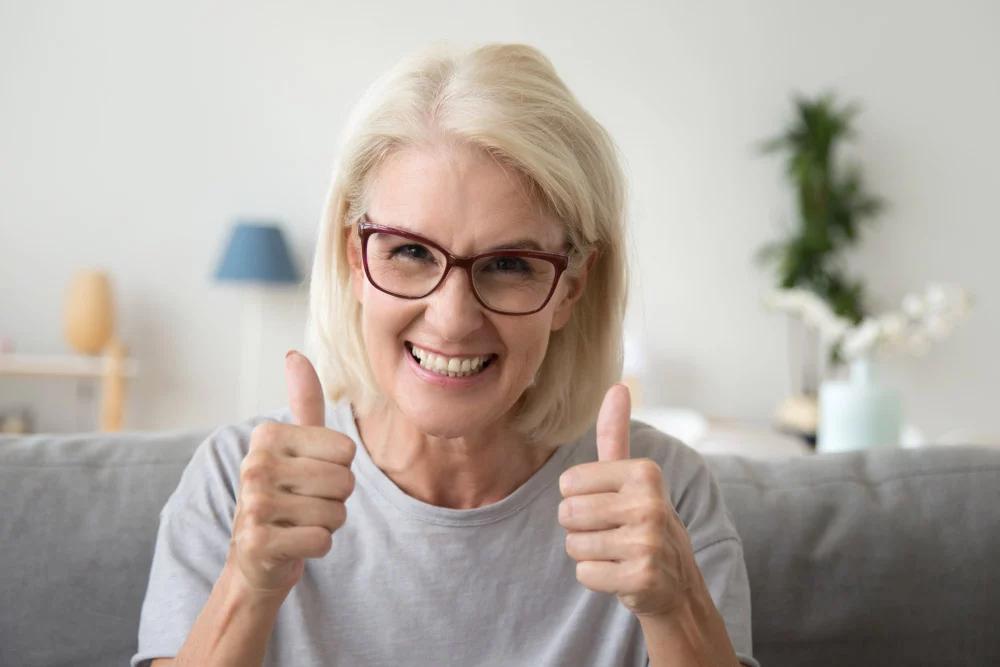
[558,384,697,619]
[227,351,358,596]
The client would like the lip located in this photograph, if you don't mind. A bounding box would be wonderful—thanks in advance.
[405,345,498,388]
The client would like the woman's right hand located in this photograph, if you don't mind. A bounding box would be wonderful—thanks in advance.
[227,351,357,596]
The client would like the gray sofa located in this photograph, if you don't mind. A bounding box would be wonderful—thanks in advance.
[1,428,998,667]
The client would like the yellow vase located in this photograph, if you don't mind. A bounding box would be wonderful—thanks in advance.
[64,270,116,355]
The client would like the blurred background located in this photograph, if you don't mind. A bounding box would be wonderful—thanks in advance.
[1,0,996,446]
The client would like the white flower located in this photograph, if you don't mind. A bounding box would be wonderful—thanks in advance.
[878,313,907,345]
[841,318,882,359]
[763,284,972,362]
[818,314,851,341]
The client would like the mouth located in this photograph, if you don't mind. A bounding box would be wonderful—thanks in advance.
[405,342,497,378]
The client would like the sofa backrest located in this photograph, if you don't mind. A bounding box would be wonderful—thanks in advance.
[709,446,1000,667]
[0,429,208,667]
[2,430,998,667]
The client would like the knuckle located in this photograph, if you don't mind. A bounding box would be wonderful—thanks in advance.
[630,500,668,528]
[342,468,356,497]
[314,529,334,555]
[328,502,347,530]
[335,434,357,462]
[241,494,273,524]
[240,458,276,488]
[240,524,271,557]
[251,421,283,450]
[635,459,663,485]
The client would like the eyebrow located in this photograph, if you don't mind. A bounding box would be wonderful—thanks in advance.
[483,238,547,253]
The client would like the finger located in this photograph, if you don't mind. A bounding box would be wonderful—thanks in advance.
[239,524,334,562]
[565,528,633,562]
[597,383,631,462]
[575,560,630,595]
[281,457,356,500]
[286,350,326,427]
[249,422,356,466]
[242,492,348,534]
[560,460,633,496]
[283,427,357,466]
[558,492,625,531]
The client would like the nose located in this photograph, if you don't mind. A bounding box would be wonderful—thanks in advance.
[423,266,485,341]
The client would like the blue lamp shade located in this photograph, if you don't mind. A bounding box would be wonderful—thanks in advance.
[214,221,300,284]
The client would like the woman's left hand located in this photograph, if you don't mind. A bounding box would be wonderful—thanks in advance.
[558,384,698,619]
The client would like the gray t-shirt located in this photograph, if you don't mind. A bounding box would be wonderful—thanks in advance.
[133,400,758,667]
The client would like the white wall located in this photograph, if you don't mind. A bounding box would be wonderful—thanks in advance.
[1,0,997,438]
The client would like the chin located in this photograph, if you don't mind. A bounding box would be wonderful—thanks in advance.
[396,395,501,439]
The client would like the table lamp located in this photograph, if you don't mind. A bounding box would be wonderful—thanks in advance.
[214,221,300,418]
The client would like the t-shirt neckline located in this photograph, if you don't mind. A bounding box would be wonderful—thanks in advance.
[330,400,580,527]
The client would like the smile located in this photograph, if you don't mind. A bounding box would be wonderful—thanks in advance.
[406,342,496,378]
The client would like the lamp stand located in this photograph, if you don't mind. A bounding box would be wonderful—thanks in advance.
[240,286,263,419]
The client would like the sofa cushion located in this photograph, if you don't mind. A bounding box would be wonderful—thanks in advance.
[0,429,208,667]
[707,446,1000,667]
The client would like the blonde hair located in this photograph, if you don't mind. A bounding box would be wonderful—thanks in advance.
[306,41,629,446]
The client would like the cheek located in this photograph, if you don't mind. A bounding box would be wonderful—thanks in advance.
[361,290,413,359]
[498,317,552,372]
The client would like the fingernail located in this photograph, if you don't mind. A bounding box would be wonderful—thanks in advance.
[286,350,296,361]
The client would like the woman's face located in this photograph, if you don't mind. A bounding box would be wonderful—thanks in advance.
[349,144,587,439]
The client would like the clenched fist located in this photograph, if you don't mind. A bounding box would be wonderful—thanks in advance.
[227,350,357,595]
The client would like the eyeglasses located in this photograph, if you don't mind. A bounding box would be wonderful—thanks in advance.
[357,215,570,316]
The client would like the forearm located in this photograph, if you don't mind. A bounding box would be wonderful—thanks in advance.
[172,562,287,667]
[638,576,741,667]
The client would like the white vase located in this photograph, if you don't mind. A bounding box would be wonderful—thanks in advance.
[817,356,902,453]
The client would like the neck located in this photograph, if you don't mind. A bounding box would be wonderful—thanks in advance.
[354,404,558,510]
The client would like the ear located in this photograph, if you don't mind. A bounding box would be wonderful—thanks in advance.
[551,249,598,332]
[346,229,365,304]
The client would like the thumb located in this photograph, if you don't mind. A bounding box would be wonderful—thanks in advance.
[596,383,631,462]
[285,351,326,427]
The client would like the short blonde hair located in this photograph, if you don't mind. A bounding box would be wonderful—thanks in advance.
[306,41,629,446]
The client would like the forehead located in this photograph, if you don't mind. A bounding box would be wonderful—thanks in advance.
[366,145,565,252]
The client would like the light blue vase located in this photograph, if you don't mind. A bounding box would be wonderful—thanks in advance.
[818,356,902,453]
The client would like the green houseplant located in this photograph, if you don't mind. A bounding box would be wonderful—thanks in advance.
[758,92,885,325]
[757,92,885,438]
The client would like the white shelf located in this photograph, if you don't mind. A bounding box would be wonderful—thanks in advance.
[0,353,139,379]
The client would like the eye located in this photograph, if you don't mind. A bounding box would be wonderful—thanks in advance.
[485,256,533,274]
[391,243,435,262]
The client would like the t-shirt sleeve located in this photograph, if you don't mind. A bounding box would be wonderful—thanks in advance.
[636,424,759,667]
[693,538,759,667]
[130,425,246,667]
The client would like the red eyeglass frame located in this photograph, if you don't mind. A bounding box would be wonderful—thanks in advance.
[356,215,570,316]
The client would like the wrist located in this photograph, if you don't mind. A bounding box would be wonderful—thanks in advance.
[222,561,294,610]
[637,579,740,667]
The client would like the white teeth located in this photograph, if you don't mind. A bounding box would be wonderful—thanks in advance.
[409,344,492,378]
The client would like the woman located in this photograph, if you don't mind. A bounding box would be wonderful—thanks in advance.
[133,42,758,667]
